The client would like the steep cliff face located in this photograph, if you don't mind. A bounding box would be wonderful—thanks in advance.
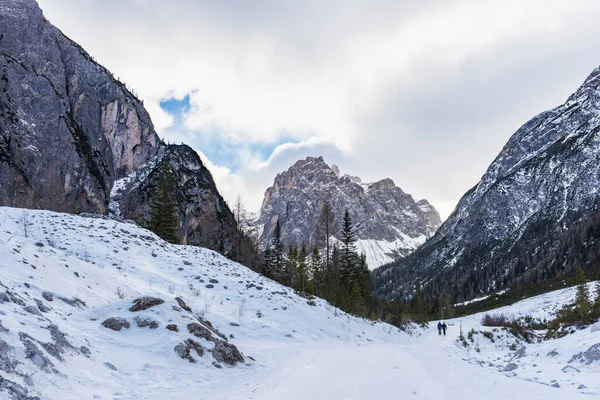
[372,66,600,302]
[254,156,441,268]
[0,0,160,213]
[0,0,235,253]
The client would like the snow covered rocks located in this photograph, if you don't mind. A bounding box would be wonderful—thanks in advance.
[129,297,164,312]
[101,317,130,331]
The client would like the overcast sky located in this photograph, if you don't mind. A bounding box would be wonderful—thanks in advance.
[37,0,600,219]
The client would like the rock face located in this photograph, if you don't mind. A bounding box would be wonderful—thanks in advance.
[253,156,441,268]
[0,0,235,252]
[373,66,600,301]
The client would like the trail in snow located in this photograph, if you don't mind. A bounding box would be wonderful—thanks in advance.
[225,328,570,400]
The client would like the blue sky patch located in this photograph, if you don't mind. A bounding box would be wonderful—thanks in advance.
[160,95,190,119]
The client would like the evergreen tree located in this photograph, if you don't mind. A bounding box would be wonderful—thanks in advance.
[309,247,322,296]
[262,247,274,279]
[147,159,179,243]
[271,220,284,281]
[574,265,591,324]
[592,277,600,321]
[350,281,366,317]
[283,246,297,286]
[294,243,308,294]
[339,209,358,292]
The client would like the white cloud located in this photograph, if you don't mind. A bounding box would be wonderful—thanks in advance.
[37,0,600,220]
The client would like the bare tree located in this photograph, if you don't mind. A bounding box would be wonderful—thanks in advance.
[234,195,248,263]
[19,211,30,238]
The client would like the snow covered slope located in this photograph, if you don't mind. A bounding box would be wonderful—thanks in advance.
[0,206,598,399]
[0,207,404,399]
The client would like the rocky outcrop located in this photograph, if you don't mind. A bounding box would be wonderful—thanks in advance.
[0,0,236,253]
[114,145,236,251]
[253,156,441,268]
[373,66,600,302]
[0,0,159,213]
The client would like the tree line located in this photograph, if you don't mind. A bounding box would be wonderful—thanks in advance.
[261,206,371,317]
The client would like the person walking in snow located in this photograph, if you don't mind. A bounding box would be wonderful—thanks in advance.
[437,321,442,335]
[442,322,447,336]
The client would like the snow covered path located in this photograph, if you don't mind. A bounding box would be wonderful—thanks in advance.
[225,327,568,400]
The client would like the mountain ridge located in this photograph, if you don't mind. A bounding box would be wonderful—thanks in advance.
[253,156,441,268]
[372,65,600,301]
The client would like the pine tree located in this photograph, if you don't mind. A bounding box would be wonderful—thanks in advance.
[262,247,274,279]
[592,278,600,321]
[271,220,284,281]
[339,209,358,292]
[147,159,179,243]
[294,243,308,294]
[309,247,322,296]
[574,265,591,325]
[283,247,297,286]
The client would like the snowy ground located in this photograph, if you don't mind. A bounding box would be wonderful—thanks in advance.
[0,206,598,399]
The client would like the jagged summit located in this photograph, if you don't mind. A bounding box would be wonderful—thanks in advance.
[253,156,441,269]
[373,64,600,301]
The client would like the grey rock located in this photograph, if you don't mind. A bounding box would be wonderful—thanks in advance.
[80,346,91,358]
[569,343,600,365]
[23,305,41,316]
[135,317,159,329]
[41,291,53,302]
[253,156,441,268]
[561,365,580,373]
[18,333,53,372]
[211,340,244,366]
[174,339,204,363]
[503,363,518,372]
[175,297,191,312]
[0,340,19,373]
[34,299,50,313]
[547,348,559,357]
[551,382,560,388]
[129,297,164,312]
[101,317,130,331]
[104,362,117,371]
[0,292,9,303]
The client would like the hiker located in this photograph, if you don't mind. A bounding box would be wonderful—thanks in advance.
[442,322,447,336]
[437,321,442,335]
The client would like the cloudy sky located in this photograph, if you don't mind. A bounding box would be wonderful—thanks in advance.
[37,0,600,219]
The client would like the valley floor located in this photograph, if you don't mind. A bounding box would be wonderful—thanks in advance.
[217,328,580,400]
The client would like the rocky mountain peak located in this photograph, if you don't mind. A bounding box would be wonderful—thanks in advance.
[254,157,442,269]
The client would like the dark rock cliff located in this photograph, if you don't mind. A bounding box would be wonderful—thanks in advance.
[0,0,235,252]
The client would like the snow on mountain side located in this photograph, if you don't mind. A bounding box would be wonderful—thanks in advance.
[0,207,404,399]
[254,156,441,269]
[373,65,600,301]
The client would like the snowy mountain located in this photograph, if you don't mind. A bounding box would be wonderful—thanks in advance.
[0,0,236,251]
[253,156,441,269]
[373,65,600,301]
[0,206,598,399]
